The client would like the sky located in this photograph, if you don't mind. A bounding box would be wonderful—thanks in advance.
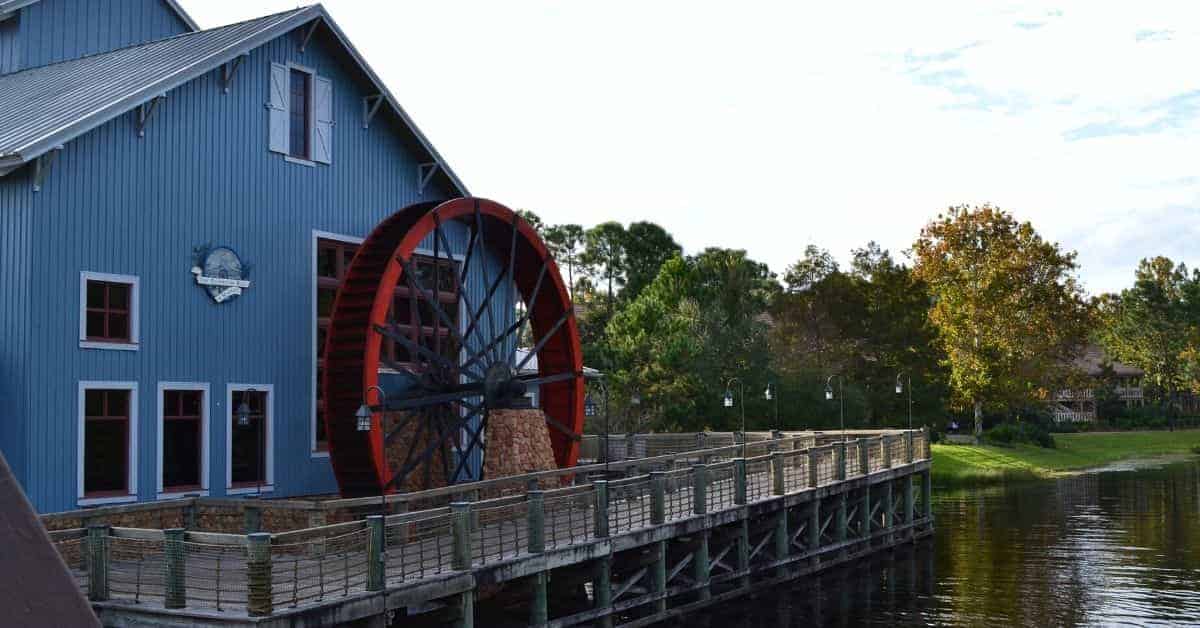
[188,1,1200,295]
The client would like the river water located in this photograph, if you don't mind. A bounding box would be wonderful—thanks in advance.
[709,457,1200,627]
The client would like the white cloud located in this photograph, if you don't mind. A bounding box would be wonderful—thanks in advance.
[187,0,1200,294]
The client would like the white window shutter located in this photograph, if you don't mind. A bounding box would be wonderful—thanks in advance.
[312,75,333,164]
[267,63,289,154]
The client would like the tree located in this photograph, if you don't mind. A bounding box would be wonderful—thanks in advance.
[606,248,778,432]
[582,222,628,319]
[516,209,544,234]
[911,205,1092,437]
[622,221,682,302]
[543,223,586,301]
[1096,257,1197,424]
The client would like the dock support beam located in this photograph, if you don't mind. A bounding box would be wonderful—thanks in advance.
[594,556,613,628]
[694,530,710,601]
[904,476,915,536]
[774,505,788,577]
[860,485,871,542]
[531,572,549,626]
[737,517,750,588]
[164,528,186,608]
[652,541,667,613]
[883,481,894,544]
[922,470,933,519]
[87,524,110,601]
[836,493,847,544]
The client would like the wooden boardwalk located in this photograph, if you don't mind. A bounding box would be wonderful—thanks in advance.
[64,430,932,627]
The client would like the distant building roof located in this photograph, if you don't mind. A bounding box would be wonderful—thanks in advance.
[0,451,99,627]
[515,348,601,377]
[1072,345,1143,378]
[0,4,468,195]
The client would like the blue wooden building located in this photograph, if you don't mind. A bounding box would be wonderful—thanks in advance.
[0,0,501,513]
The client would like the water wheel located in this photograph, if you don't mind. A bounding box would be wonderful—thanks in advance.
[322,198,584,496]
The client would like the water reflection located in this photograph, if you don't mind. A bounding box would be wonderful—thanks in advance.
[708,459,1200,627]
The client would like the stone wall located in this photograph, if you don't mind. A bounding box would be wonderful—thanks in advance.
[482,408,558,480]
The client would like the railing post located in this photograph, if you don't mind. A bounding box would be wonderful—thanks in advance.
[859,438,869,476]
[883,436,893,469]
[594,480,610,538]
[244,503,262,534]
[905,431,914,464]
[692,465,708,515]
[86,524,110,602]
[734,458,747,505]
[771,452,785,495]
[451,502,472,571]
[367,515,384,591]
[453,589,475,628]
[837,441,847,481]
[921,426,930,459]
[468,489,481,531]
[246,532,272,616]
[695,432,707,464]
[527,490,546,554]
[164,528,186,608]
[650,472,666,525]
[807,449,818,488]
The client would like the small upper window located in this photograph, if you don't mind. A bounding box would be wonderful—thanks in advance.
[289,69,311,159]
[80,272,139,349]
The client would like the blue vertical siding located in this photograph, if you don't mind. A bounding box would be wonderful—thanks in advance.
[0,14,20,75]
[21,0,190,70]
[0,168,32,484]
[1,24,509,513]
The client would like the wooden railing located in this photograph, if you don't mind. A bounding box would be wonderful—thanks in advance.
[55,428,929,617]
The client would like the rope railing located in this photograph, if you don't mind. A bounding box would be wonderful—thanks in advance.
[607,476,653,535]
[385,511,454,583]
[543,487,595,549]
[269,528,370,608]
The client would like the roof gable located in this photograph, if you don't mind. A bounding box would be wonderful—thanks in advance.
[0,4,466,195]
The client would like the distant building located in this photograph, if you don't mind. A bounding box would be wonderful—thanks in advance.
[1053,346,1144,422]
[0,1,482,513]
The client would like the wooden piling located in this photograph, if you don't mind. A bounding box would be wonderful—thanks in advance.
[451,502,472,571]
[528,490,545,553]
[366,515,384,591]
[164,528,186,608]
[86,524,110,601]
[246,533,272,616]
[594,556,613,628]
[693,465,708,515]
[531,571,549,626]
[694,530,711,600]
[734,458,747,505]
[771,452,785,495]
[594,480,610,538]
[650,472,666,525]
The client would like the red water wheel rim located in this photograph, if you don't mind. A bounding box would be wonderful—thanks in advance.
[322,198,584,496]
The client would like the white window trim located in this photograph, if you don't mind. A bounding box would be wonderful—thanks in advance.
[79,271,140,351]
[77,381,139,507]
[156,382,211,500]
[284,62,317,165]
[225,383,275,495]
[311,230,365,458]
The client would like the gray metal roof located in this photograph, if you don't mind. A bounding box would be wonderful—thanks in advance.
[0,4,468,195]
[0,0,199,30]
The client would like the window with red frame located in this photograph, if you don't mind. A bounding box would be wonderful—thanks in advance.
[85,280,132,342]
[162,389,203,491]
[83,389,130,496]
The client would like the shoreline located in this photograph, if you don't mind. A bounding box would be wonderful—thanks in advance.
[931,429,1200,486]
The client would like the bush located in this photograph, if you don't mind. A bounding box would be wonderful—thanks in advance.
[983,421,1055,449]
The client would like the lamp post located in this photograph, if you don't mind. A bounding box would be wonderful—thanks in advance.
[585,374,610,478]
[825,375,844,442]
[895,371,912,431]
[355,385,388,516]
[723,377,746,458]
[235,389,262,497]
[764,381,779,431]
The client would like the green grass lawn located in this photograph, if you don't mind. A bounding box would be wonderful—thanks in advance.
[931,430,1200,486]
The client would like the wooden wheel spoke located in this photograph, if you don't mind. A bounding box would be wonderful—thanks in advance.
[514,308,574,373]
